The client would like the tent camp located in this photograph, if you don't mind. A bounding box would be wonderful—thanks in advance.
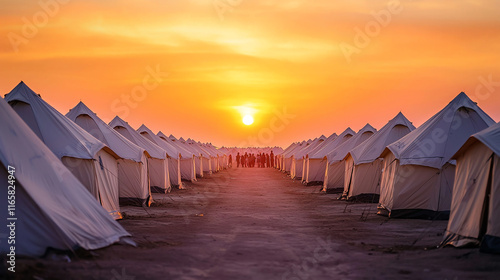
[291,136,327,180]
[282,141,307,173]
[190,140,224,173]
[0,96,133,257]
[5,82,122,219]
[323,124,376,192]
[206,142,228,170]
[188,139,215,175]
[66,102,151,205]
[289,139,313,179]
[157,131,197,182]
[441,121,500,253]
[178,137,206,177]
[300,133,336,181]
[341,113,415,200]
[305,128,355,185]
[278,143,296,171]
[184,139,206,177]
[137,125,184,187]
[109,116,170,194]
[378,92,495,219]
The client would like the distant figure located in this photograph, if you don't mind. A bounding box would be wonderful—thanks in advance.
[261,153,265,168]
[266,153,270,168]
[228,154,232,168]
[257,154,262,168]
[236,153,241,168]
[270,151,275,168]
[244,153,248,167]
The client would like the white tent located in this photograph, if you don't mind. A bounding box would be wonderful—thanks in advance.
[283,141,307,173]
[185,139,207,177]
[109,116,170,194]
[179,137,206,176]
[291,136,327,180]
[271,146,284,168]
[289,139,313,179]
[323,124,376,192]
[205,142,228,171]
[342,113,415,200]
[279,143,298,171]
[157,131,197,182]
[305,128,355,185]
[442,122,500,253]
[5,82,122,220]
[187,139,214,175]
[66,102,151,206]
[136,125,184,187]
[378,92,495,219]
[300,133,336,181]
[0,96,133,257]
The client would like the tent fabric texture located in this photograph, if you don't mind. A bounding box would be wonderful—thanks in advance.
[0,95,134,257]
[109,116,169,196]
[342,112,415,200]
[4,82,123,219]
[378,92,496,219]
[323,124,376,192]
[442,122,500,253]
[66,102,151,206]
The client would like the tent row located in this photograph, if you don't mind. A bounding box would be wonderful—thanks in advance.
[278,91,499,252]
[0,81,228,257]
[279,92,495,214]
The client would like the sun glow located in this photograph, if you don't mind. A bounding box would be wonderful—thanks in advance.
[243,115,254,126]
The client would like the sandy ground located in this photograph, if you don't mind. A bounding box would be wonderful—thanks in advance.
[6,167,500,279]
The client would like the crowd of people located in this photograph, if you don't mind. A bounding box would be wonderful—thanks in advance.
[235,151,274,168]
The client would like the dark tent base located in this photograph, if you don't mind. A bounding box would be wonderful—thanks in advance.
[151,186,169,194]
[303,181,323,186]
[380,208,450,220]
[325,187,343,194]
[119,196,151,207]
[340,194,380,203]
[480,235,500,254]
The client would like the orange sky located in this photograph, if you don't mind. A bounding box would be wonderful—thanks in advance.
[1,1,499,148]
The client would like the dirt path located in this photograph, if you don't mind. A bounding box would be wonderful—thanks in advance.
[11,167,500,279]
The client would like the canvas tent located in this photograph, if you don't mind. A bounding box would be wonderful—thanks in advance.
[283,141,307,173]
[137,125,184,187]
[5,82,122,219]
[185,139,206,177]
[323,124,376,192]
[0,96,133,257]
[289,139,313,179]
[378,92,495,219]
[66,102,151,205]
[178,137,206,177]
[342,113,415,200]
[157,131,197,182]
[109,116,170,194]
[305,128,355,185]
[441,121,500,253]
[187,139,214,175]
[206,142,228,170]
[206,143,221,170]
[291,136,327,180]
[195,142,223,172]
[300,133,336,181]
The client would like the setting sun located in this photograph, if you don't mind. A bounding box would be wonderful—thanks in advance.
[243,115,254,126]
